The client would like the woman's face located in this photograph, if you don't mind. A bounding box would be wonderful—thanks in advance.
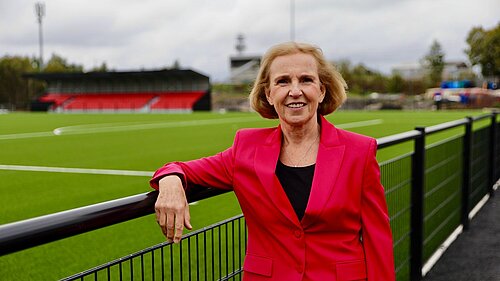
[266,53,325,128]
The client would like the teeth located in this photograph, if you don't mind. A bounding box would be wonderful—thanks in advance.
[287,103,304,108]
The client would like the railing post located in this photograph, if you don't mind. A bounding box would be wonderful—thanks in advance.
[490,112,498,197]
[411,126,425,281]
[461,117,472,230]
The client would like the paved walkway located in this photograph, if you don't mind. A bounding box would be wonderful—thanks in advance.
[423,191,499,281]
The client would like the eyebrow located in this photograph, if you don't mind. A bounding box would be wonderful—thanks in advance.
[272,75,290,82]
[273,73,316,80]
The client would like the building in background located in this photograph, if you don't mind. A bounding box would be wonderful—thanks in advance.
[392,62,426,80]
[229,55,261,84]
[228,34,261,84]
[392,61,472,81]
[26,69,211,112]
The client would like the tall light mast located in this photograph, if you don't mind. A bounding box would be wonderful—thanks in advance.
[35,2,45,69]
[290,0,295,41]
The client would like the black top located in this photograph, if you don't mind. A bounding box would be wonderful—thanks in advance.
[275,161,315,221]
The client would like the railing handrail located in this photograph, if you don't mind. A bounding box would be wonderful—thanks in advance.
[376,130,421,148]
[0,186,229,256]
[425,118,469,134]
[0,112,496,257]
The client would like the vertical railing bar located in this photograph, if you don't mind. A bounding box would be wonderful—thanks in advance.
[107,265,110,281]
[232,220,235,277]
[219,225,222,280]
[196,234,200,281]
[161,246,165,281]
[170,245,174,281]
[130,258,134,281]
[225,222,229,277]
[203,231,207,281]
[211,229,215,281]
[238,218,241,278]
[489,112,497,197]
[151,249,155,281]
[141,253,145,281]
[188,237,192,281]
[119,260,123,281]
[94,271,97,281]
[179,242,184,281]
[462,117,472,230]
[411,126,425,281]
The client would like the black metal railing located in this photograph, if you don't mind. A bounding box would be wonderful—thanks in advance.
[0,112,498,281]
[61,215,247,281]
[380,153,413,280]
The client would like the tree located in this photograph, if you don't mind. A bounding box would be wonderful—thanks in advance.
[336,60,389,95]
[465,23,500,78]
[171,59,180,69]
[0,56,39,109]
[44,53,83,73]
[387,73,405,93]
[0,53,85,110]
[90,62,109,72]
[422,40,445,87]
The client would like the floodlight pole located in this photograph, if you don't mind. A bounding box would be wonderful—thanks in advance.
[290,0,295,41]
[35,2,45,70]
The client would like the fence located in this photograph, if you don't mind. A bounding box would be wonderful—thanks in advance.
[0,112,498,281]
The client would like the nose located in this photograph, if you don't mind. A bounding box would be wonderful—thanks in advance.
[288,81,302,97]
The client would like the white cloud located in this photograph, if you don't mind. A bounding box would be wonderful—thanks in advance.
[1,0,498,81]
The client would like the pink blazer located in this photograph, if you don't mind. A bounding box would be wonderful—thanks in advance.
[150,116,395,281]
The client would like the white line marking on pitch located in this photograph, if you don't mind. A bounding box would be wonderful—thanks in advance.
[0,118,382,141]
[0,131,55,140]
[0,116,261,140]
[0,119,384,175]
[0,164,153,177]
[52,116,261,135]
[336,119,383,129]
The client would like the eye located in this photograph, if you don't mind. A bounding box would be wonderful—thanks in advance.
[301,76,315,84]
[275,78,289,86]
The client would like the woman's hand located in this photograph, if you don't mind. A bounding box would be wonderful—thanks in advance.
[154,175,192,243]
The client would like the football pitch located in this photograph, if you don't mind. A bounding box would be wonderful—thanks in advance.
[0,110,487,280]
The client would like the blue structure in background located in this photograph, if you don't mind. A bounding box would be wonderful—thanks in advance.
[440,80,474,89]
[440,80,498,90]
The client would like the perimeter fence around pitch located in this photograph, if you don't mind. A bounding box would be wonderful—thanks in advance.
[0,112,498,281]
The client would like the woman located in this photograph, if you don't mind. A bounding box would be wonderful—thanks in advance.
[151,42,395,280]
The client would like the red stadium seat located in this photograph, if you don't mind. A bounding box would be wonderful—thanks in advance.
[150,91,205,110]
[38,94,74,108]
[62,93,155,110]
[39,91,205,111]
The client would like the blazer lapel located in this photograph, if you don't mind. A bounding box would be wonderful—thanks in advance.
[302,116,345,228]
[255,127,300,226]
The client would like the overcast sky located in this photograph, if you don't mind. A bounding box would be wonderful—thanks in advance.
[1,0,498,82]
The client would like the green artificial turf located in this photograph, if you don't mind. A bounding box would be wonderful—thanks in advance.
[0,110,491,280]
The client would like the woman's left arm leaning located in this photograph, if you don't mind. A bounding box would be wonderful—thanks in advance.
[361,139,396,281]
[150,131,239,242]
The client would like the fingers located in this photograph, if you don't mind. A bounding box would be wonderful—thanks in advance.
[184,202,192,230]
[156,202,187,243]
[166,211,176,242]
[154,176,191,243]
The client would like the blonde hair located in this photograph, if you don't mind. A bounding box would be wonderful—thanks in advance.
[249,42,347,119]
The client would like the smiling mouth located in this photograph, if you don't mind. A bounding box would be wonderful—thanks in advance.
[286,102,306,108]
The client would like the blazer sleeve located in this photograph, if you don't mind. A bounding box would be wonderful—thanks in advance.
[361,139,395,281]
[149,131,239,191]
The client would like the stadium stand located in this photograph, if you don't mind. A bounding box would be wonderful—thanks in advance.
[25,69,211,112]
[38,93,74,107]
[62,93,155,110]
[150,91,205,110]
